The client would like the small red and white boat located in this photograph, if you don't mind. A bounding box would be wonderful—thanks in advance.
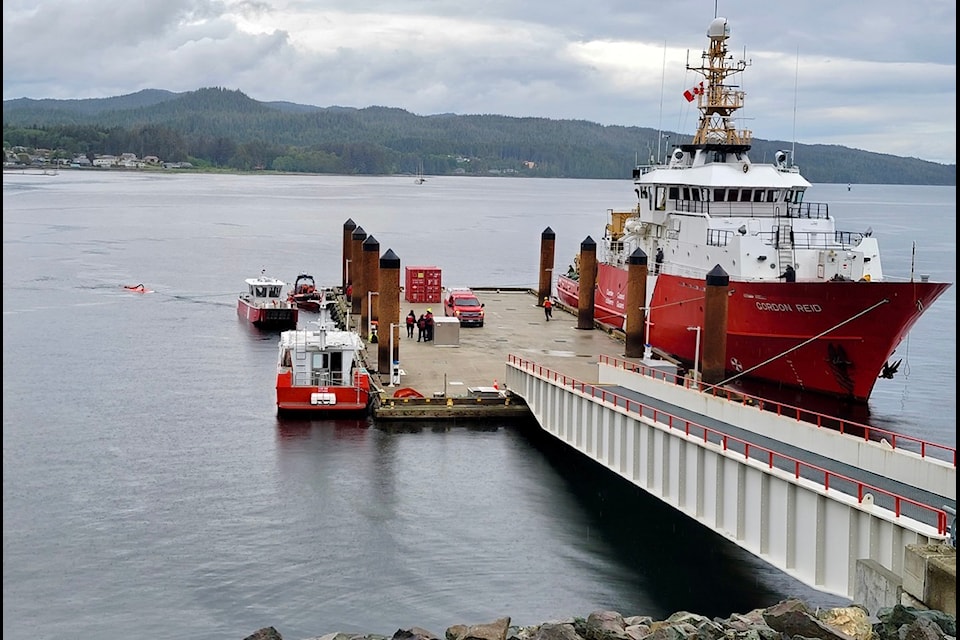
[287,273,328,313]
[275,308,374,415]
[556,17,951,403]
[238,271,298,330]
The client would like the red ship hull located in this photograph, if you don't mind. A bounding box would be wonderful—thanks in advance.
[276,370,371,415]
[237,298,298,330]
[557,264,950,401]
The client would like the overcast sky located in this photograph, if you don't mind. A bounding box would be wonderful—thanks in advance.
[3,0,956,164]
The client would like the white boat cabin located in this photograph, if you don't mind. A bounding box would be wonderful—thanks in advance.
[241,274,288,305]
[278,325,366,388]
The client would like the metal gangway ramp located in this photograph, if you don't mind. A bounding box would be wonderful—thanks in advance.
[505,354,956,605]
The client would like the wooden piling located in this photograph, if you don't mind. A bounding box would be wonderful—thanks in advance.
[702,264,730,385]
[377,249,401,376]
[577,236,597,330]
[538,227,556,305]
[342,218,356,290]
[361,235,380,340]
[624,248,648,358]
[350,226,367,315]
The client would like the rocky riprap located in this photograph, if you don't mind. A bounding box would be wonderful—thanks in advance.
[244,598,956,640]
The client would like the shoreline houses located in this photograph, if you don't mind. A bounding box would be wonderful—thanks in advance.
[4,147,190,170]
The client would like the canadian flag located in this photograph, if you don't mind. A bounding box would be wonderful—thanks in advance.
[683,82,705,102]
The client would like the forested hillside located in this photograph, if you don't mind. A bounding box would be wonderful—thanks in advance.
[3,87,955,185]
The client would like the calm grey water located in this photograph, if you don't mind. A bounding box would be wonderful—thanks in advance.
[3,172,955,640]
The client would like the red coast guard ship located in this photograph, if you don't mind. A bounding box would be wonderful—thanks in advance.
[556,17,951,402]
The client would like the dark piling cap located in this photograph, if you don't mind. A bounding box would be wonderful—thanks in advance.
[706,264,729,286]
[380,249,401,269]
[627,248,648,265]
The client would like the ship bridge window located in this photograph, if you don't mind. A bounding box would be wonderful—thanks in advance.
[727,189,740,202]
[767,190,777,202]
[753,190,764,203]
[656,186,667,210]
[691,188,702,201]
[714,188,727,202]
[668,186,680,200]
[741,189,752,202]
[255,286,266,297]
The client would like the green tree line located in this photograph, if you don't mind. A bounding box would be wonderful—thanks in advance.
[3,87,955,184]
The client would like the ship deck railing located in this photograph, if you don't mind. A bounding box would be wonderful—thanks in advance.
[670,199,830,220]
[706,228,864,249]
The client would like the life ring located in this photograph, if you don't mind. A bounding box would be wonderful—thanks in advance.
[742,164,749,173]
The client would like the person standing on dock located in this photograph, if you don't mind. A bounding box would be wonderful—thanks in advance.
[417,314,426,342]
[543,297,553,321]
[406,310,416,338]
[425,309,435,341]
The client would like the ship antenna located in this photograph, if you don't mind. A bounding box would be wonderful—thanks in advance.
[656,40,667,165]
[791,45,799,165]
[910,241,917,282]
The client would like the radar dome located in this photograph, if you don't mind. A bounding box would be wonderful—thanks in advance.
[707,18,730,40]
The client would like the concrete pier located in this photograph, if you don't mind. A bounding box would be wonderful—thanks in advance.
[343,288,626,420]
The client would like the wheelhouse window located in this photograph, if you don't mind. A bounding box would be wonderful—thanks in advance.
[714,188,727,202]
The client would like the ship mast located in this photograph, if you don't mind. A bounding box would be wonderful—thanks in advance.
[688,18,752,149]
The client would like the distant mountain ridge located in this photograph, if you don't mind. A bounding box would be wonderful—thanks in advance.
[3,87,955,185]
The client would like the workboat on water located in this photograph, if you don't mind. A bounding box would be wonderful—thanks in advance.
[237,271,298,330]
[556,17,951,403]
[287,273,330,313]
[275,297,373,416]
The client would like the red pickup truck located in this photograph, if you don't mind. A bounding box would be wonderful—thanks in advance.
[444,289,485,327]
